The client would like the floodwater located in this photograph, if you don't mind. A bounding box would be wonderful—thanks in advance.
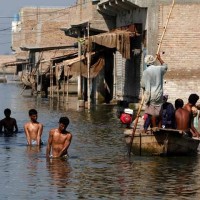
[0,76,200,200]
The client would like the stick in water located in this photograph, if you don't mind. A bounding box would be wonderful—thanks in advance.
[128,95,145,157]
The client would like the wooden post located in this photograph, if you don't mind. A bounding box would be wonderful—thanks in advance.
[87,21,91,110]
[50,61,53,98]
[113,52,117,99]
[57,74,59,101]
[78,29,82,99]
[66,67,69,102]
[62,77,65,103]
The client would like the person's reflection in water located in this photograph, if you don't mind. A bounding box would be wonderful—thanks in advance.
[46,157,71,190]
[3,133,17,145]
[25,146,42,190]
[26,145,41,155]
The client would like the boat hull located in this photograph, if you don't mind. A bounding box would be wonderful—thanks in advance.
[125,128,200,156]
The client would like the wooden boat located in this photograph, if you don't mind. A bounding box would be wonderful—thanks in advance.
[125,128,200,156]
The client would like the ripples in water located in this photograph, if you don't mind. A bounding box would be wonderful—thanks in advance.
[0,78,200,199]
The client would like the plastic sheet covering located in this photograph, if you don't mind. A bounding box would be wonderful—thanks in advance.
[55,62,73,80]
[63,53,105,78]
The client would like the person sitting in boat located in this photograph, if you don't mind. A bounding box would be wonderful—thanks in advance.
[183,94,200,137]
[0,108,18,136]
[141,53,167,128]
[175,99,194,137]
[161,94,175,129]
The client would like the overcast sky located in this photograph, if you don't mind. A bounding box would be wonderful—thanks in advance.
[0,0,76,54]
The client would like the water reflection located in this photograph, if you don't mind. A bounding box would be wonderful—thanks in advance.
[124,156,200,198]
[1,79,200,199]
[46,158,71,194]
[26,145,41,155]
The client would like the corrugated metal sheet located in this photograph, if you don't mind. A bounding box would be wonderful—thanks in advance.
[115,51,126,100]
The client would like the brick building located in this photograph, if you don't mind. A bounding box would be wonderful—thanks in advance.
[12,7,76,52]
[11,7,77,72]
[97,0,200,105]
[10,1,200,104]
[61,0,114,103]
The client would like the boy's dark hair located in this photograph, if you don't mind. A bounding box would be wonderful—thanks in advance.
[29,109,37,116]
[59,117,70,127]
[188,94,199,105]
[4,108,11,115]
[175,99,184,109]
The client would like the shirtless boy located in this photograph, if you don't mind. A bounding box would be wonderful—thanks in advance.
[24,109,43,145]
[175,99,191,131]
[46,117,72,158]
[0,108,18,135]
[183,94,200,137]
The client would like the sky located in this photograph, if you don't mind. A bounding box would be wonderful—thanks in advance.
[0,0,76,54]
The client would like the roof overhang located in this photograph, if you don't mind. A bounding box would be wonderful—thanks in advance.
[40,52,78,63]
[61,21,107,38]
[20,45,77,52]
[97,0,143,16]
[3,60,29,67]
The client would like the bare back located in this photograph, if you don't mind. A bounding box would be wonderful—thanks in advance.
[175,108,191,131]
[183,103,192,113]
[0,117,18,133]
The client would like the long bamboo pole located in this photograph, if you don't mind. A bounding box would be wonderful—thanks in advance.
[128,94,145,157]
[156,0,175,55]
[128,0,175,157]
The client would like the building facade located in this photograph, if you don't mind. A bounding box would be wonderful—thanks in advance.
[97,0,200,104]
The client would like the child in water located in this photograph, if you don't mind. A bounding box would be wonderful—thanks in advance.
[24,109,43,146]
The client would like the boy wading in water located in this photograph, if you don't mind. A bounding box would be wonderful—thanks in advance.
[46,117,72,158]
[24,109,43,146]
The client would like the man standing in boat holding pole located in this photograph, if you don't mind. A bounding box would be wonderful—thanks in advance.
[141,53,168,128]
[128,0,175,156]
[128,53,167,156]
